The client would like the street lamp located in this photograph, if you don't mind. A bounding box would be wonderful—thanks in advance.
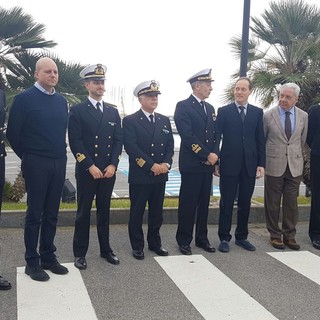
[240,0,251,77]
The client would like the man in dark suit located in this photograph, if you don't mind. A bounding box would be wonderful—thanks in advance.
[0,89,11,290]
[306,105,320,249]
[215,77,265,253]
[68,64,123,270]
[6,57,69,281]
[175,69,219,255]
[123,80,174,260]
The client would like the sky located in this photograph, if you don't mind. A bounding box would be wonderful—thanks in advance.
[2,0,320,115]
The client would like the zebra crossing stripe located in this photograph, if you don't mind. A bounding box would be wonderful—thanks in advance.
[17,263,97,320]
[268,251,320,285]
[155,255,278,320]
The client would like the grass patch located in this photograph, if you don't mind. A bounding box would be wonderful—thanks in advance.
[1,195,310,211]
[252,196,311,205]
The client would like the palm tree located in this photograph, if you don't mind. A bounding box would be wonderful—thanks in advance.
[222,0,320,111]
[222,0,320,189]
[5,51,88,107]
[0,6,56,89]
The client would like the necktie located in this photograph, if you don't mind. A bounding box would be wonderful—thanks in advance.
[200,101,207,115]
[239,106,245,122]
[96,102,103,116]
[285,111,291,140]
[149,114,155,127]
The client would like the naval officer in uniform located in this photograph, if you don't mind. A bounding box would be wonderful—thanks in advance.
[175,69,219,255]
[68,64,123,270]
[123,80,174,260]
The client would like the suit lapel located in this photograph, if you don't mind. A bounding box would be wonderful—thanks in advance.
[189,95,207,121]
[85,99,102,123]
[230,103,243,123]
[137,109,155,135]
[271,107,287,140]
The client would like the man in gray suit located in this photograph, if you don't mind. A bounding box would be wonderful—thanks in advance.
[264,83,308,250]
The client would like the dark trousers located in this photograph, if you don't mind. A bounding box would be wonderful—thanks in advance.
[22,153,66,266]
[309,155,320,241]
[264,166,301,240]
[176,172,212,246]
[218,166,255,242]
[128,183,165,250]
[73,170,116,257]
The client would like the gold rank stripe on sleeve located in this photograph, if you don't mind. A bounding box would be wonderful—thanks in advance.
[136,158,146,167]
[192,144,202,154]
[76,153,86,163]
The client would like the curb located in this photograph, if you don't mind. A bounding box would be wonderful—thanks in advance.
[0,206,311,228]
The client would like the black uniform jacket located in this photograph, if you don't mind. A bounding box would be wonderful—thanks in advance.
[0,91,6,159]
[216,102,266,177]
[123,109,174,184]
[68,99,123,171]
[174,95,219,173]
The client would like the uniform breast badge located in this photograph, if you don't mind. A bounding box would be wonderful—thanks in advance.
[136,158,146,167]
[192,144,202,154]
[76,153,86,163]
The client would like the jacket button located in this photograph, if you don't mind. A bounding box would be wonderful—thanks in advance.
[95,154,98,157]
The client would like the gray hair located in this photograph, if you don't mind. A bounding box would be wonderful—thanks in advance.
[280,83,300,97]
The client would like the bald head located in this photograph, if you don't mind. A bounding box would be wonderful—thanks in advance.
[35,57,59,93]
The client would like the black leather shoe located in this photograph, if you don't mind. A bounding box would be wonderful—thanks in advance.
[312,240,320,250]
[149,246,169,256]
[195,242,216,253]
[101,252,120,265]
[179,245,192,255]
[25,265,50,281]
[41,259,69,274]
[132,250,145,260]
[74,257,87,270]
[0,276,11,290]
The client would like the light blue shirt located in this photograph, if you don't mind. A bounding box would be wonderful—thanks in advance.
[235,102,248,115]
[34,82,55,95]
[279,106,295,133]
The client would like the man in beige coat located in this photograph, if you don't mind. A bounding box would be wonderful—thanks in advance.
[264,83,308,250]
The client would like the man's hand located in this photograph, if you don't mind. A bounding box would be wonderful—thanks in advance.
[88,165,103,179]
[151,163,163,176]
[159,163,169,174]
[256,166,265,179]
[103,164,116,178]
[207,152,218,166]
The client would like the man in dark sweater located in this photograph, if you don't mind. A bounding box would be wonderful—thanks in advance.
[6,57,69,281]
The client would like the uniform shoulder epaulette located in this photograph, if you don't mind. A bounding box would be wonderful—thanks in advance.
[105,102,117,109]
